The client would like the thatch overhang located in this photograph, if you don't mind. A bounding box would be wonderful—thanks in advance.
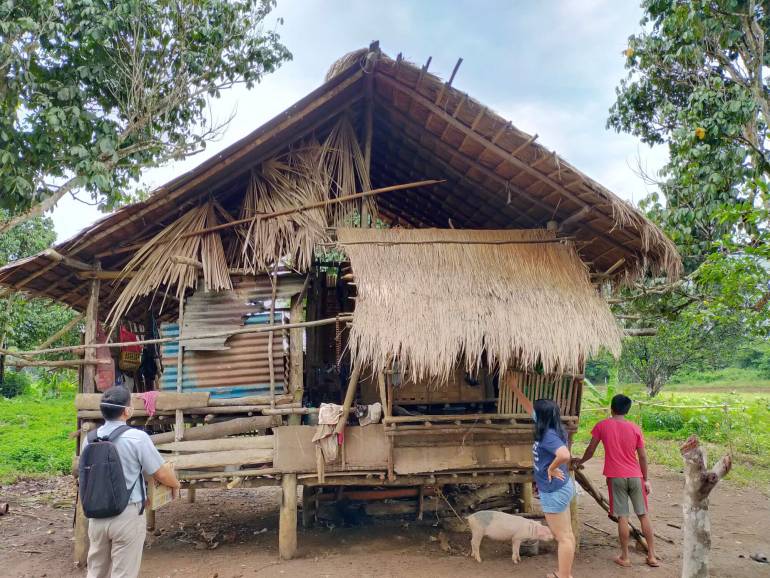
[339,227,623,379]
[0,44,680,322]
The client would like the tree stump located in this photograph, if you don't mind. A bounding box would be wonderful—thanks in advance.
[680,435,732,578]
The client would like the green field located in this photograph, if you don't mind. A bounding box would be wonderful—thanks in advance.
[0,393,76,484]
[576,377,770,493]
[1,376,769,492]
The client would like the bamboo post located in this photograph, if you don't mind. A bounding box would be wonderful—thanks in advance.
[361,57,375,228]
[267,268,278,408]
[81,276,100,393]
[288,293,305,426]
[301,485,315,529]
[521,481,533,514]
[279,473,298,559]
[174,293,185,442]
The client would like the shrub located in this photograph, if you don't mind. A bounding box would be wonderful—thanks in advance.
[0,370,31,398]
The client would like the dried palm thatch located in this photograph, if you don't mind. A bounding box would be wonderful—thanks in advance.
[236,116,375,273]
[339,227,623,383]
[107,202,231,327]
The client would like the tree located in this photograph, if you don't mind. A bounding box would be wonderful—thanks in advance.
[619,314,743,396]
[0,0,290,233]
[608,0,770,336]
[0,212,80,358]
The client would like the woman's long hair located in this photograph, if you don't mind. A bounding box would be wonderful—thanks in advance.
[533,398,567,443]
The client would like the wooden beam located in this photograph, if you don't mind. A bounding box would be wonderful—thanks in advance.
[43,249,96,272]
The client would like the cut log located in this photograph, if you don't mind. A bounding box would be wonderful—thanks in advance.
[155,436,274,453]
[149,416,280,445]
[167,449,273,470]
[75,392,210,411]
[681,435,732,578]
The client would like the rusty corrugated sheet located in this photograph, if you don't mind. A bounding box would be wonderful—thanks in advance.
[160,274,303,398]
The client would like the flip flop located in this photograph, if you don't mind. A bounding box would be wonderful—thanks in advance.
[750,553,769,564]
[614,556,632,568]
[646,558,661,568]
[546,573,561,578]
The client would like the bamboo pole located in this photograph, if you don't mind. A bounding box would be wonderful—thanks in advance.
[33,314,84,350]
[11,315,353,358]
[82,276,100,394]
[334,364,362,436]
[178,180,444,239]
[175,293,185,442]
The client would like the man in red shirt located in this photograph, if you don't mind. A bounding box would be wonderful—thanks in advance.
[577,394,660,569]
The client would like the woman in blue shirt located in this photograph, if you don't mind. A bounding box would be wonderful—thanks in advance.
[513,382,575,578]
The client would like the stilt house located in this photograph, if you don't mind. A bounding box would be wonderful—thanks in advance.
[0,44,680,561]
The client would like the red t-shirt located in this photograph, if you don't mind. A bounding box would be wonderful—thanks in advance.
[591,418,644,478]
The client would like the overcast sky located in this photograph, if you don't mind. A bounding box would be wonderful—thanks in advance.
[52,0,666,242]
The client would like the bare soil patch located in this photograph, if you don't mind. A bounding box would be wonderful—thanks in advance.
[1,462,768,578]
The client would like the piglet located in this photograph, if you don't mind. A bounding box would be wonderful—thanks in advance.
[466,510,554,563]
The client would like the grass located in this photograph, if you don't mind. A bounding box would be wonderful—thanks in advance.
[0,392,75,484]
[666,367,770,391]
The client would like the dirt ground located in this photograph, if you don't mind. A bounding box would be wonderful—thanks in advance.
[1,462,769,578]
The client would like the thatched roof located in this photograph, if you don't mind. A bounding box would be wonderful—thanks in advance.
[0,43,680,321]
[339,227,623,380]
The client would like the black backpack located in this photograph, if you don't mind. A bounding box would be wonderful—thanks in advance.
[78,425,145,518]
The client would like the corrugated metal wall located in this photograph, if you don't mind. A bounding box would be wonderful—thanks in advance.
[160,274,304,399]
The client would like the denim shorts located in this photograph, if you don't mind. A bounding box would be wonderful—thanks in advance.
[540,477,575,514]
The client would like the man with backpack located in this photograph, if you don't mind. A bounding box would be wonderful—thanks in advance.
[79,386,180,578]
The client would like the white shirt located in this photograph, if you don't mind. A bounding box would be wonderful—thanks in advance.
[82,420,165,504]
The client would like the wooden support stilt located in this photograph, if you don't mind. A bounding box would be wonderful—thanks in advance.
[279,474,298,559]
[146,508,156,531]
[417,485,425,521]
[186,487,196,504]
[301,485,315,529]
[521,480,533,514]
[73,422,94,567]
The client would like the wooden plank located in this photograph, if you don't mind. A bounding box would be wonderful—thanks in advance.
[156,436,274,453]
[273,425,388,473]
[394,443,531,475]
[167,448,273,470]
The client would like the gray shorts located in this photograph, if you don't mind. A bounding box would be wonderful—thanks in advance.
[607,477,647,517]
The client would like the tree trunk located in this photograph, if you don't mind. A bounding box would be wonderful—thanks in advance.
[680,435,732,578]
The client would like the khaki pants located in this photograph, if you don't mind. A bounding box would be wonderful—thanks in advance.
[87,502,146,578]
